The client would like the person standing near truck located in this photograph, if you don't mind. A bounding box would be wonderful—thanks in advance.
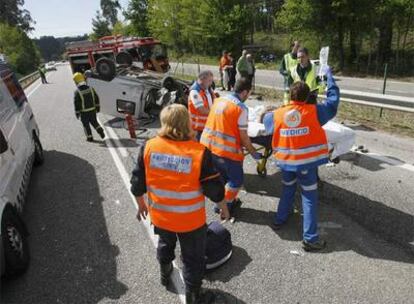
[73,72,105,142]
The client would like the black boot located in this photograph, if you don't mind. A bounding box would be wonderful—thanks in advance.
[98,129,105,139]
[160,263,173,287]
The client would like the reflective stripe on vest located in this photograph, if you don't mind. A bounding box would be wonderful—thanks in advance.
[276,154,328,166]
[203,127,237,144]
[78,88,96,112]
[148,186,202,200]
[200,137,241,154]
[274,144,328,155]
[148,198,205,213]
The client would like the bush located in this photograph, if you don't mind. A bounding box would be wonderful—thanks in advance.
[0,23,40,75]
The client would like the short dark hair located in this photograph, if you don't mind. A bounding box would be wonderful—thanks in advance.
[234,77,252,94]
[297,47,309,56]
[222,50,228,55]
[290,81,310,102]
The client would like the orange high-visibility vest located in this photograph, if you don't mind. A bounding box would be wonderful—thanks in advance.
[188,83,213,132]
[144,136,206,232]
[272,101,328,171]
[200,94,244,161]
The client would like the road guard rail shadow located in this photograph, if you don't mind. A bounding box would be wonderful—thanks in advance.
[241,172,414,263]
[1,150,128,303]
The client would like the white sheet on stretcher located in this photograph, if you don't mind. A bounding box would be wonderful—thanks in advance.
[247,113,356,159]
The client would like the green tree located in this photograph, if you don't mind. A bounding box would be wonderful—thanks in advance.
[124,0,150,36]
[34,36,61,61]
[0,23,40,75]
[148,0,251,56]
[91,10,111,39]
[0,0,34,32]
[112,21,134,36]
[101,0,121,26]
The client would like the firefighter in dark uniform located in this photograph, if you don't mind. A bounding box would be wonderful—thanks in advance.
[73,72,105,142]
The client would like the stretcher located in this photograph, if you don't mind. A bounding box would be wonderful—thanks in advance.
[247,107,356,177]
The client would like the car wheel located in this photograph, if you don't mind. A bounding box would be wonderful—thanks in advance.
[1,209,30,277]
[33,133,44,166]
[161,76,176,91]
[96,58,116,81]
[116,51,133,66]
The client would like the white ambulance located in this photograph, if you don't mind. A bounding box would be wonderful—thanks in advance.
[0,56,44,277]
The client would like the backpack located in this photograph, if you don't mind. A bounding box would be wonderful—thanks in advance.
[205,221,233,270]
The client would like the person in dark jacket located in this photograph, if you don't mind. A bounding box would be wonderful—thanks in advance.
[73,72,105,142]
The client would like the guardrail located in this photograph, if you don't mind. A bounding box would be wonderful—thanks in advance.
[336,89,414,114]
[19,71,40,89]
[170,61,414,114]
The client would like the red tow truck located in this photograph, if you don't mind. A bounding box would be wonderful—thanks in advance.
[65,35,170,73]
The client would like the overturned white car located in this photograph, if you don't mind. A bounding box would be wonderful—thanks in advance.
[85,57,190,120]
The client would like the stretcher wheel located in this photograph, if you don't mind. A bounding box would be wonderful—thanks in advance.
[257,166,267,177]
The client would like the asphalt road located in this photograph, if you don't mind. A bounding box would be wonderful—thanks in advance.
[1,65,414,304]
[171,62,414,98]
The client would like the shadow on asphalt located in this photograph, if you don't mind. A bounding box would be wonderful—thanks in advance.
[320,180,414,259]
[341,152,407,172]
[205,246,252,283]
[205,288,247,304]
[240,172,414,264]
[342,123,376,132]
[1,150,128,303]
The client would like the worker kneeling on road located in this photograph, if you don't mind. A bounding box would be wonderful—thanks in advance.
[201,78,263,217]
[73,72,105,142]
[188,70,215,141]
[130,104,228,304]
[264,67,340,251]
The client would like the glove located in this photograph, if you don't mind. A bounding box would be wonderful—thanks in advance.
[252,151,263,160]
[319,65,332,77]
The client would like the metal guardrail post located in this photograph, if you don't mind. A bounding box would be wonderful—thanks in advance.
[380,63,388,117]
[382,63,388,95]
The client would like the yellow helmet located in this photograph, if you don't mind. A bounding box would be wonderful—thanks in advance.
[73,72,85,85]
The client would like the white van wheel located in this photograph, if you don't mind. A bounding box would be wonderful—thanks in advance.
[33,133,44,166]
[1,209,30,277]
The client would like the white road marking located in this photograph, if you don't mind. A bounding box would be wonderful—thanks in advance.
[354,151,414,173]
[26,82,42,98]
[104,124,129,158]
[99,118,186,304]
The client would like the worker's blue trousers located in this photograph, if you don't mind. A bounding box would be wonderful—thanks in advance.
[274,167,319,243]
